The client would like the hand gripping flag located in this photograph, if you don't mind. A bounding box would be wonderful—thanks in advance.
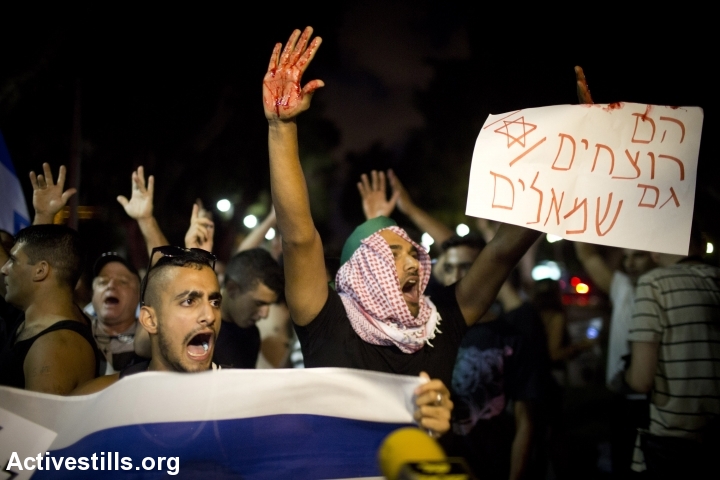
[0,130,30,235]
[0,368,421,479]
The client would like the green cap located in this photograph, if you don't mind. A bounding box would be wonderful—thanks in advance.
[340,216,397,265]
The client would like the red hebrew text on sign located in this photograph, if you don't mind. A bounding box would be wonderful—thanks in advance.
[660,117,685,144]
[660,187,680,209]
[468,103,702,255]
[638,184,660,208]
[551,134,576,171]
[632,113,656,144]
[490,171,514,210]
[595,194,623,237]
[591,144,615,175]
[563,198,588,235]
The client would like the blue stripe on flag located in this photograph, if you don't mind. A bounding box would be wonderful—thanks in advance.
[14,210,30,232]
[0,130,17,175]
[34,414,409,479]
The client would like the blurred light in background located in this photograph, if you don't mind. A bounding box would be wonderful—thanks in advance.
[586,326,599,339]
[243,214,258,228]
[575,283,590,294]
[216,199,232,212]
[421,233,434,251]
[265,228,276,240]
[531,261,562,281]
[708,242,714,254]
[570,276,581,287]
[456,224,470,237]
[546,233,563,243]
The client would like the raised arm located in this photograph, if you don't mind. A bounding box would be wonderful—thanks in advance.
[237,207,276,252]
[357,169,453,244]
[116,166,169,258]
[184,201,214,252]
[30,163,77,225]
[263,27,327,326]
[573,242,613,294]
[357,170,400,219]
[570,66,615,293]
[456,223,540,326]
[388,170,454,245]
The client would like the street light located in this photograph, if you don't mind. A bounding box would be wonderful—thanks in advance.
[456,224,470,237]
[421,232,434,251]
[216,199,232,212]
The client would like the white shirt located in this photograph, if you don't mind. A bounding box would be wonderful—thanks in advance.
[606,271,634,387]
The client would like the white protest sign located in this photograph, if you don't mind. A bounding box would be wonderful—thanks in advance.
[466,103,703,255]
[0,407,57,480]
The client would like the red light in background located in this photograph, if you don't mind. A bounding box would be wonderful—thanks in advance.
[576,283,590,294]
[570,276,581,287]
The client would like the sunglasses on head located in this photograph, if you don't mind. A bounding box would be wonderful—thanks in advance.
[140,246,217,306]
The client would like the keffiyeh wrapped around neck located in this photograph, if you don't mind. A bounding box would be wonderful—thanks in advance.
[335,226,441,353]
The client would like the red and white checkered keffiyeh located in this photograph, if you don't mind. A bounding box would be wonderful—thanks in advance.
[335,226,441,354]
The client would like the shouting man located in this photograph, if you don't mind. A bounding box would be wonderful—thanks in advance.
[262,27,540,436]
[73,247,222,394]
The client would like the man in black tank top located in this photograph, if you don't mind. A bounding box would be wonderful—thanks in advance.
[0,225,100,394]
[73,247,222,395]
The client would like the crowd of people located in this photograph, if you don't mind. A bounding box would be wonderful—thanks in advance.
[1,27,719,479]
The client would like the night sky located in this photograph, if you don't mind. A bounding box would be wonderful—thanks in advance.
[1,3,715,266]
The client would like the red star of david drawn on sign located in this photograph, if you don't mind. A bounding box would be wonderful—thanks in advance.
[494,116,537,148]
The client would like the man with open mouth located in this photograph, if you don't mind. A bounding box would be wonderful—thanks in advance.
[73,247,222,394]
[87,252,143,374]
[263,27,541,438]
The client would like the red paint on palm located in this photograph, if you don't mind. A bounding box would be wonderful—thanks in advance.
[262,28,323,120]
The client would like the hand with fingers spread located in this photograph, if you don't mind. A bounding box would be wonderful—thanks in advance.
[30,163,77,225]
[116,166,155,220]
[413,372,453,438]
[575,66,594,105]
[357,170,400,220]
[263,26,324,121]
[185,202,215,252]
[117,166,168,257]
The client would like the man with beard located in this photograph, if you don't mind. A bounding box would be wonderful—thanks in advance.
[263,27,540,437]
[72,247,221,394]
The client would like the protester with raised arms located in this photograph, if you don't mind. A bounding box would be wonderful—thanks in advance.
[263,27,541,436]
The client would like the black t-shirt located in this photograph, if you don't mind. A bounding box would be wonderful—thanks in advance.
[449,303,547,479]
[294,284,467,387]
[212,320,261,369]
[0,297,23,352]
[0,319,102,389]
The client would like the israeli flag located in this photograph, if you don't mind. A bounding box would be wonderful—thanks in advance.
[0,368,420,479]
[0,130,30,235]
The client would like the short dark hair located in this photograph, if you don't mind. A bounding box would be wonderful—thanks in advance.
[142,253,216,307]
[440,233,487,253]
[14,225,84,288]
[225,249,284,297]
